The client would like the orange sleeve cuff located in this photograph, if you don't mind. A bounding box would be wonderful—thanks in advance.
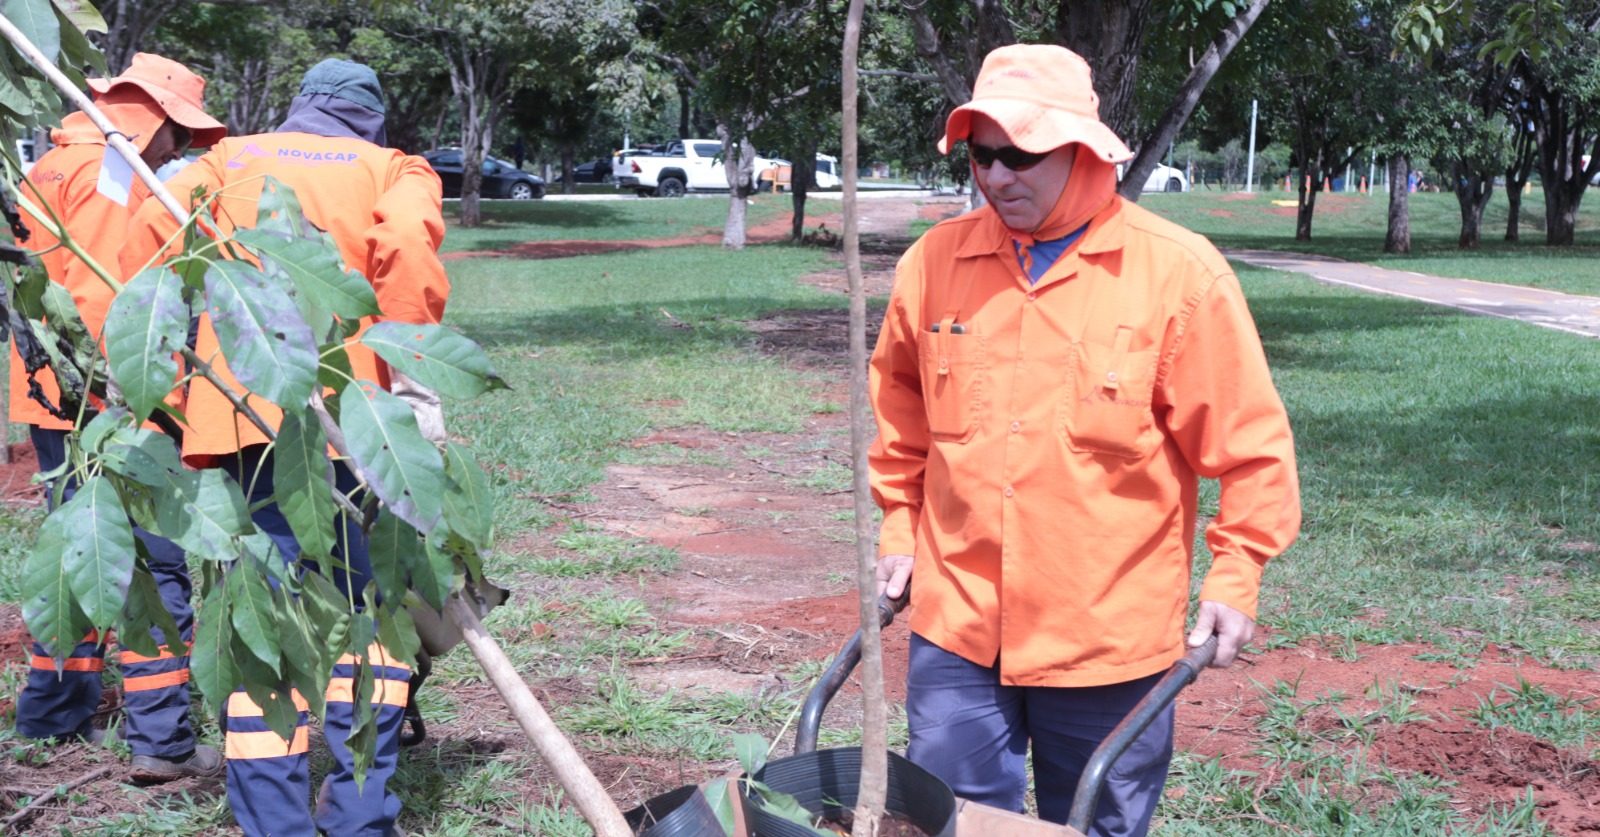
[877,504,919,557]
[1197,553,1265,620]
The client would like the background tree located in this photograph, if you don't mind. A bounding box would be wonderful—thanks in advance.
[1512,1,1600,245]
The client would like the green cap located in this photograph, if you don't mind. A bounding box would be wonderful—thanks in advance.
[297,59,385,115]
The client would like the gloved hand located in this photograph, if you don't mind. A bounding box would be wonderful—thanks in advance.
[390,370,445,445]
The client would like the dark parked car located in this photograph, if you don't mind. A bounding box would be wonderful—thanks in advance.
[555,159,611,184]
[423,149,545,199]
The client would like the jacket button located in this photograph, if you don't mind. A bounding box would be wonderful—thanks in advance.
[1003,486,1014,497]
[1106,371,1119,383]
[1009,421,1020,433]
[1027,292,1037,301]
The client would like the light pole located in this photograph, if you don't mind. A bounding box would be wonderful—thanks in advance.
[1245,99,1258,192]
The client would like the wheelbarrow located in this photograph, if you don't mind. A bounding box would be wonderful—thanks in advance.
[777,595,1218,837]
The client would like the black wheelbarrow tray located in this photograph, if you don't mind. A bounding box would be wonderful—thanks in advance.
[776,595,1218,837]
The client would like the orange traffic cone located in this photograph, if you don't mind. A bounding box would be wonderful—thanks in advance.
[1359,176,1368,194]
[1322,177,1332,191]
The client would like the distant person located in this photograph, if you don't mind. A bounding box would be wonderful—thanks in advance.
[9,53,227,782]
[122,58,449,837]
[512,135,527,170]
[870,44,1301,836]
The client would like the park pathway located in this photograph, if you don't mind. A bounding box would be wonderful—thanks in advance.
[1224,249,1600,339]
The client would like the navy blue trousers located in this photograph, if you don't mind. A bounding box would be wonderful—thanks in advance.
[220,446,408,837]
[14,426,197,759]
[905,633,1173,837]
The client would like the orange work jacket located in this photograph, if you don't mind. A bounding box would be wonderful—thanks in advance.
[868,197,1301,687]
[9,112,158,428]
[120,132,449,465]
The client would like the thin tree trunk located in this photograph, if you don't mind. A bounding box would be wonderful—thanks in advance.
[719,124,750,249]
[790,137,817,241]
[1295,165,1320,241]
[843,0,886,834]
[1453,166,1492,250]
[1385,154,1410,254]
[560,144,576,196]
[1504,179,1525,242]
[1118,0,1270,201]
[1504,127,1536,242]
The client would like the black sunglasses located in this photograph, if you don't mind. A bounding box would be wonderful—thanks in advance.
[968,142,1051,172]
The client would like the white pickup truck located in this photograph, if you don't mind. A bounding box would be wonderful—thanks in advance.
[615,139,774,197]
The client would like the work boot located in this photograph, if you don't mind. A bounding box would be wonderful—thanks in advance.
[129,744,224,783]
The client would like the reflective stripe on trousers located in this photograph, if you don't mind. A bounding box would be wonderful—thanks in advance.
[15,427,197,758]
[221,445,406,837]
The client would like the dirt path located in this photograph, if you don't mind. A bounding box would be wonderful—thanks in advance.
[1225,248,1600,339]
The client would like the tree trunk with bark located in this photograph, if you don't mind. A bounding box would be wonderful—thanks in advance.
[1118,0,1271,201]
[560,144,576,195]
[1056,0,1154,141]
[1385,154,1410,254]
[1296,178,1319,241]
[842,1,887,834]
[1451,163,1493,250]
[790,137,817,241]
[441,32,510,229]
[1528,74,1599,246]
[1504,125,1536,242]
[1544,186,1581,246]
[718,123,756,249]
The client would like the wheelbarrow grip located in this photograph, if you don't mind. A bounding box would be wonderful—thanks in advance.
[1065,635,1218,833]
[795,594,906,754]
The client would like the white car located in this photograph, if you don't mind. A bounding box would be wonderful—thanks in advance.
[1142,163,1188,193]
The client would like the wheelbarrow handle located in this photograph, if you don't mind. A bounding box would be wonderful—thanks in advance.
[1065,634,1218,833]
[794,593,907,754]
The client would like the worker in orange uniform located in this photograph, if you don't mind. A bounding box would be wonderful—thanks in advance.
[10,53,227,783]
[869,45,1300,836]
[121,59,447,836]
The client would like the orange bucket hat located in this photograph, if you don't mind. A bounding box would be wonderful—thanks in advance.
[938,44,1132,164]
[88,53,227,148]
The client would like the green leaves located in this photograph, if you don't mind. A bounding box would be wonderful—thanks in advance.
[22,508,88,658]
[236,229,380,322]
[191,581,238,710]
[339,380,445,533]
[152,468,251,560]
[227,559,281,676]
[359,322,507,398]
[59,477,136,627]
[5,0,61,65]
[273,410,337,562]
[105,268,188,420]
[204,260,317,409]
[441,442,493,551]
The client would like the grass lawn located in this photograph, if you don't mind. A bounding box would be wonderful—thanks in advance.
[440,192,795,254]
[1141,188,1600,296]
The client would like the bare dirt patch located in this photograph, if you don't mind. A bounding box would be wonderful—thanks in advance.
[1207,209,1235,218]
[1175,637,1600,831]
[441,207,844,262]
[0,443,42,505]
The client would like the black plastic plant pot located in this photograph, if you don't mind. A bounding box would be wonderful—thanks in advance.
[741,747,957,837]
[624,784,724,837]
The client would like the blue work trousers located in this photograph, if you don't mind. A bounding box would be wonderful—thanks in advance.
[219,446,407,837]
[905,633,1173,837]
[14,426,197,759]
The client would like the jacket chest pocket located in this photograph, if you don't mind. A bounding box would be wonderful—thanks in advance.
[918,331,986,443]
[1060,326,1160,459]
